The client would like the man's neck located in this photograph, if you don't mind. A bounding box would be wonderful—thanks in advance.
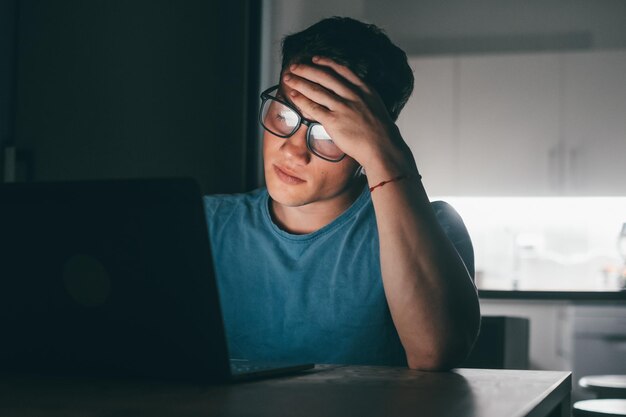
[270,177,366,235]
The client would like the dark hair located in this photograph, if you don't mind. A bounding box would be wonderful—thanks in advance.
[281,17,414,121]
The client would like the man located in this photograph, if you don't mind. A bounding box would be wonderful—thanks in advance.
[204,17,480,371]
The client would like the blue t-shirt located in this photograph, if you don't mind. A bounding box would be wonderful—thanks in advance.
[203,186,473,366]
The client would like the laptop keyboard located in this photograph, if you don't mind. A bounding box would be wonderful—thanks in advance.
[228,359,313,377]
[229,359,279,374]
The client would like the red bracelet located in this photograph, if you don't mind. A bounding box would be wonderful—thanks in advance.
[369,174,421,193]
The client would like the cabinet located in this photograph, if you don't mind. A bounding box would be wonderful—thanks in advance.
[480,300,626,401]
[397,50,626,196]
[562,51,626,195]
[479,300,571,372]
[571,305,626,400]
[396,57,458,195]
[457,53,561,196]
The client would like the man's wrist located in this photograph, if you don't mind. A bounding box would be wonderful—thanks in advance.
[360,129,420,187]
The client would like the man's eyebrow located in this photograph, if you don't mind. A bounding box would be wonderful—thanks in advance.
[277,87,316,122]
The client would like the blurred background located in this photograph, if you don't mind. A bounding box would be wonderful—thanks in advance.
[1,0,625,401]
[262,0,626,293]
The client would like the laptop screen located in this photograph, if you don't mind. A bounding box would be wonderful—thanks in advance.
[0,178,231,382]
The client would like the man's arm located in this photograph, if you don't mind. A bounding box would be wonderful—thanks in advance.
[284,57,481,370]
[366,139,480,370]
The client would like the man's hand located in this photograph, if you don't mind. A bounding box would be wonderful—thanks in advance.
[283,56,415,178]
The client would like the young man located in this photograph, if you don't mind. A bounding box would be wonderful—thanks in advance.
[204,17,480,371]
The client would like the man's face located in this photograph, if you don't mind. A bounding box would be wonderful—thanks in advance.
[263,84,361,208]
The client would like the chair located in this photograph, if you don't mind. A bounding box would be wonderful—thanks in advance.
[573,375,626,416]
[573,399,626,416]
[580,376,626,399]
[461,316,529,369]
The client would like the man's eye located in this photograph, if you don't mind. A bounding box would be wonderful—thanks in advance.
[276,111,298,127]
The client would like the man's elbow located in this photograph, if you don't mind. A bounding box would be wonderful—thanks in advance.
[406,352,464,372]
[405,335,478,372]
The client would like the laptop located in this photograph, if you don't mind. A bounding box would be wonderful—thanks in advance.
[0,178,313,382]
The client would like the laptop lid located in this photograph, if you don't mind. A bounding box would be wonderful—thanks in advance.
[0,178,232,382]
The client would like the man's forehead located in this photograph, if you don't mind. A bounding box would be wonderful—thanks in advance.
[277,84,316,121]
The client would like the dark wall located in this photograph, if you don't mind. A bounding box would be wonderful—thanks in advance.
[12,0,259,194]
[0,0,18,178]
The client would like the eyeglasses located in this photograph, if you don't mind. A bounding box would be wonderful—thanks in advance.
[259,85,346,162]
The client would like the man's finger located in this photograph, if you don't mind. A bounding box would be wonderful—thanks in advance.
[289,63,359,101]
[310,56,370,93]
[287,88,332,124]
[283,72,343,112]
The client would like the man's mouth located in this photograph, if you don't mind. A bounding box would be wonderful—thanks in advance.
[273,164,306,185]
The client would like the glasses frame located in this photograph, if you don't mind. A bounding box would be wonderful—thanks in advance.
[259,85,346,163]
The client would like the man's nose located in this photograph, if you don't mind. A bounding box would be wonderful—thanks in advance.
[280,124,311,164]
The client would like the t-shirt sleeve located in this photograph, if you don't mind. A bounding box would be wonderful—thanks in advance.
[203,194,222,219]
[203,194,233,227]
[202,194,231,240]
[431,201,475,280]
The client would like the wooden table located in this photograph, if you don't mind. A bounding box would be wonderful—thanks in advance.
[0,366,571,417]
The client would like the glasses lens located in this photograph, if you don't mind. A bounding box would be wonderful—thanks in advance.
[308,124,345,161]
[260,98,300,137]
